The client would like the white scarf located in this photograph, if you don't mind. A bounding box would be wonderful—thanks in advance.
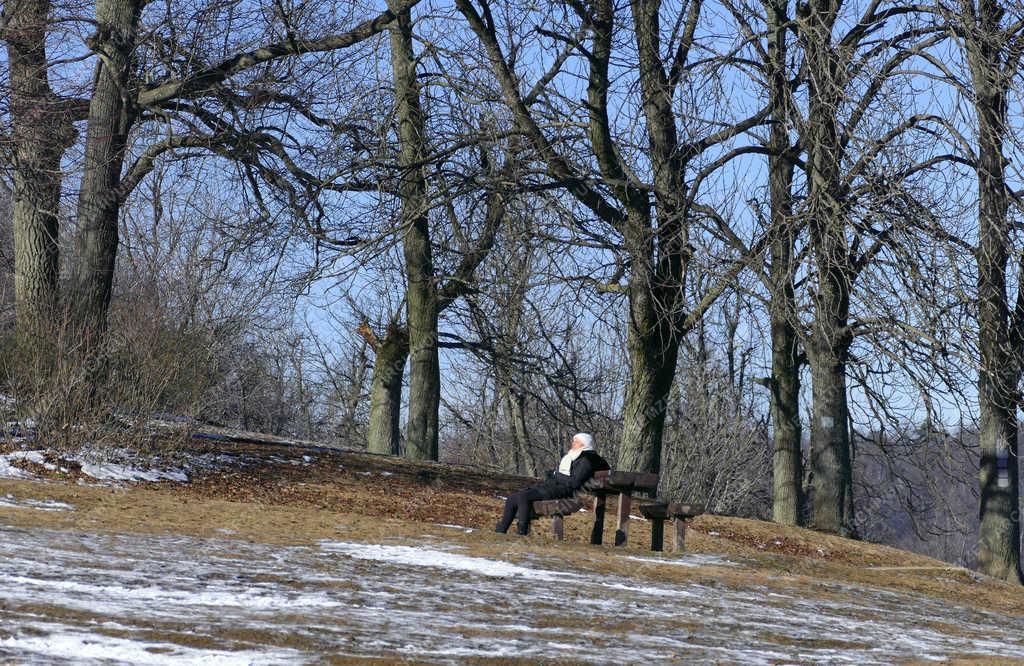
[558,442,594,475]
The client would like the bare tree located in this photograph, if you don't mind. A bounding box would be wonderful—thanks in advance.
[386,1,439,460]
[940,0,1024,583]
[1,0,83,340]
[455,0,767,475]
[61,0,421,348]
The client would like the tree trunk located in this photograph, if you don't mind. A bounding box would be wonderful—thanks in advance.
[768,217,803,527]
[977,363,1021,582]
[769,314,803,525]
[68,0,143,342]
[969,1,1022,582]
[805,198,856,536]
[3,0,75,340]
[505,389,537,477]
[807,332,855,535]
[617,0,687,475]
[764,0,803,526]
[618,264,680,474]
[801,0,856,537]
[364,324,409,456]
[388,4,439,461]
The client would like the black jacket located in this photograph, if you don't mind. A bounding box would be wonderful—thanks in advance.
[544,450,611,495]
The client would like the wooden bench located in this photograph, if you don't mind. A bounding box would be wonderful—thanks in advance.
[638,502,705,552]
[530,470,660,546]
[586,470,659,546]
[530,497,584,540]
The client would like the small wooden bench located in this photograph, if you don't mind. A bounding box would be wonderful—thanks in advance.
[638,501,705,552]
[530,497,584,540]
[530,470,661,547]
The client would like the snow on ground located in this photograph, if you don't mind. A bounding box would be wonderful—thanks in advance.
[620,553,738,568]
[77,461,189,483]
[0,449,191,484]
[0,446,311,484]
[0,455,34,479]
[435,523,475,532]
[2,525,1024,665]
[0,495,74,511]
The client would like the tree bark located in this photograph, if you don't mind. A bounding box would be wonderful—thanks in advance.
[388,4,439,461]
[504,389,537,476]
[456,0,756,476]
[967,0,1023,583]
[764,0,803,526]
[361,323,409,456]
[769,282,804,525]
[68,0,144,342]
[807,331,855,534]
[617,248,681,473]
[3,0,75,339]
[802,0,856,536]
[616,0,688,474]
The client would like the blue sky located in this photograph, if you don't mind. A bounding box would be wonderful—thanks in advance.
[5,0,1023,437]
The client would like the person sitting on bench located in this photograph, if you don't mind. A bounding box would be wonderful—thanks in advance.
[495,432,610,536]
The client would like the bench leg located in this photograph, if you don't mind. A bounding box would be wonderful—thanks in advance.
[615,494,631,546]
[591,496,606,545]
[650,518,664,552]
[552,515,564,540]
[672,518,687,552]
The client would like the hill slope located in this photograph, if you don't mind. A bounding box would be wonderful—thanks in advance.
[1,439,1023,664]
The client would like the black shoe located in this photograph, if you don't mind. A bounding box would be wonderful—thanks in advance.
[516,527,529,537]
[495,522,509,534]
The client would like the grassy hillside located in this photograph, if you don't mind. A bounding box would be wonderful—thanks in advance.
[2,438,1022,622]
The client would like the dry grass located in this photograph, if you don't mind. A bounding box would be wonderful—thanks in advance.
[2,439,1024,625]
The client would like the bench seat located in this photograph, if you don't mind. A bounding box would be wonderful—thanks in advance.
[530,498,585,540]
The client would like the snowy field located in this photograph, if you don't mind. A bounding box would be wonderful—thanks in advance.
[2,523,1024,664]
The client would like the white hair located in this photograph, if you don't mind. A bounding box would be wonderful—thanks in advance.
[573,433,594,450]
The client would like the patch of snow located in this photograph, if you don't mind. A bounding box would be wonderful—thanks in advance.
[2,527,1024,665]
[78,462,188,483]
[320,541,571,581]
[0,628,301,665]
[4,450,61,472]
[0,454,35,479]
[6,450,46,464]
[380,471,393,477]
[0,494,74,511]
[621,553,738,568]
[435,524,474,533]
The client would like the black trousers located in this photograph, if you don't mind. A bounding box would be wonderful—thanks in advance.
[496,482,569,535]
